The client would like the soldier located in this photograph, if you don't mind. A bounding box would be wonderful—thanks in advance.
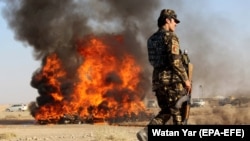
[136,9,191,141]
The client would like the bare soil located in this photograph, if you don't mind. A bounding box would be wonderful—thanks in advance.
[0,101,249,141]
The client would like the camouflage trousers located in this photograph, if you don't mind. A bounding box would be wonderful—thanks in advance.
[148,83,187,125]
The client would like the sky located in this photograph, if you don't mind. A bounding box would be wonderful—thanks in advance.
[1,0,250,104]
[0,1,40,104]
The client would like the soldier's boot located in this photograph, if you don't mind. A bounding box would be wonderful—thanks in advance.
[136,116,168,141]
[136,128,148,141]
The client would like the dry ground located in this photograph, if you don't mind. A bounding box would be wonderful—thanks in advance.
[0,101,249,141]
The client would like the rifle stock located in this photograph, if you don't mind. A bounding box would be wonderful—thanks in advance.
[183,62,193,125]
[188,63,193,82]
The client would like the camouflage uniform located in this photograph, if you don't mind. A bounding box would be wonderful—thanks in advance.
[137,9,189,141]
[148,28,188,126]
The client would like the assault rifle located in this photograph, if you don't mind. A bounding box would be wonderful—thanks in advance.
[175,60,193,125]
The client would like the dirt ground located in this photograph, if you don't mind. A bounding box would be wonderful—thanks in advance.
[0,101,249,141]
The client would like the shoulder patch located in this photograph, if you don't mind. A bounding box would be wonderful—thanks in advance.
[171,38,180,55]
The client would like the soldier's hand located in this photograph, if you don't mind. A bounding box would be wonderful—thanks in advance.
[185,80,191,94]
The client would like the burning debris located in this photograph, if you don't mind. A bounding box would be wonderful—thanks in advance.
[37,111,155,125]
[3,0,161,124]
[28,35,155,124]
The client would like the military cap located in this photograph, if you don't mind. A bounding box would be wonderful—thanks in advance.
[160,9,180,23]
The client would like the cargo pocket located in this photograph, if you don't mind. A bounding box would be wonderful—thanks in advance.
[159,70,171,85]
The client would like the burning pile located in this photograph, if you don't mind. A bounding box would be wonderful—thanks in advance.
[30,35,153,124]
[3,0,160,124]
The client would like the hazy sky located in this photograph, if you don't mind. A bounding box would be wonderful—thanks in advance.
[1,0,250,104]
[0,1,40,104]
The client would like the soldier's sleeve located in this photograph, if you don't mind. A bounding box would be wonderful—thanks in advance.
[164,33,189,82]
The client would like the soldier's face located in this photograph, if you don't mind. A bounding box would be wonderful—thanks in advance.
[169,18,177,32]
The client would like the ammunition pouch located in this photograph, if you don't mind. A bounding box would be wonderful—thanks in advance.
[154,69,182,90]
[159,70,171,85]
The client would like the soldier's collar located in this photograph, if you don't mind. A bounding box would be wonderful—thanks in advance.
[159,27,173,33]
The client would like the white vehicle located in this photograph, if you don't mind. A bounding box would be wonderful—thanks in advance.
[5,104,28,112]
[191,98,205,107]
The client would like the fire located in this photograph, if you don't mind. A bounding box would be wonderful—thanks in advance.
[32,35,147,123]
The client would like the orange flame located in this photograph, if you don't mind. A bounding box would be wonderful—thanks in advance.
[34,35,146,122]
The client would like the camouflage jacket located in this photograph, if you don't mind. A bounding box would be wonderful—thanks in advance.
[147,28,188,91]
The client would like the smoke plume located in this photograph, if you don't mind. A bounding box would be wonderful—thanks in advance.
[2,0,160,97]
[2,0,250,124]
[2,0,163,122]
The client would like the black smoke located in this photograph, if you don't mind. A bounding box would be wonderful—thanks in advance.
[2,0,162,117]
[3,0,249,104]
